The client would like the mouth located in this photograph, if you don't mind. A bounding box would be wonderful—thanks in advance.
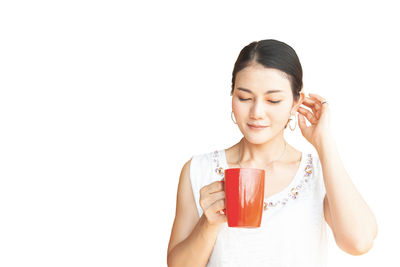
[247,123,268,130]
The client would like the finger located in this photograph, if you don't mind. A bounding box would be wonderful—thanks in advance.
[200,191,225,211]
[301,97,321,119]
[297,113,307,129]
[211,199,225,213]
[308,94,329,114]
[209,191,225,204]
[306,97,322,118]
[297,107,318,125]
[309,93,327,106]
[203,180,224,194]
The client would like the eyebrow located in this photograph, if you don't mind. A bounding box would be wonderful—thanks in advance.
[237,87,283,94]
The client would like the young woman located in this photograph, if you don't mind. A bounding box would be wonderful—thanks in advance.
[167,39,377,267]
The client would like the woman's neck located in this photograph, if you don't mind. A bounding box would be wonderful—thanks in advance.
[237,134,289,168]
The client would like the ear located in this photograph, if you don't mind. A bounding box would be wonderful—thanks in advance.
[291,91,305,115]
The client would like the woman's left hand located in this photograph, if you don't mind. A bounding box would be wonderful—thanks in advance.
[297,93,333,149]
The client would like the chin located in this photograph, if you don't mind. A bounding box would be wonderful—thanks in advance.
[243,125,284,143]
[242,132,273,145]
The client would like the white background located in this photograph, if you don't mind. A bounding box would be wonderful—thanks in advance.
[0,0,399,266]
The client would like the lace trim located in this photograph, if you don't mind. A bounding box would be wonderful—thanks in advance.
[212,150,313,211]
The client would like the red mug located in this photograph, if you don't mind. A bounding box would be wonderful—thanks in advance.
[221,168,265,228]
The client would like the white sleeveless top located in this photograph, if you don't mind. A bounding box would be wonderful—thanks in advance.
[189,149,328,267]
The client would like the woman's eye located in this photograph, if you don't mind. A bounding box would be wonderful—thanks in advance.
[238,97,281,104]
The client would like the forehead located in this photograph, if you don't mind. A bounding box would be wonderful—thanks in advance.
[235,65,291,95]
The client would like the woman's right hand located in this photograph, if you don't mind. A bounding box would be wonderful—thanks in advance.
[199,180,227,226]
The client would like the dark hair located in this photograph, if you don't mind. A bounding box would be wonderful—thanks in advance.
[230,39,303,102]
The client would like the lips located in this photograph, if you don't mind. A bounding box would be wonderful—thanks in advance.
[247,123,268,128]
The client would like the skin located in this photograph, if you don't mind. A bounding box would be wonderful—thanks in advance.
[227,62,377,255]
[167,62,377,265]
[226,62,306,198]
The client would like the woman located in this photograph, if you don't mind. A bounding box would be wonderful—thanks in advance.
[167,39,378,266]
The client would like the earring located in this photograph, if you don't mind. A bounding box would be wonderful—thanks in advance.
[288,114,297,131]
[231,111,237,124]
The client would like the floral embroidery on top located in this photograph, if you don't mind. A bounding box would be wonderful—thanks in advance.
[212,150,313,211]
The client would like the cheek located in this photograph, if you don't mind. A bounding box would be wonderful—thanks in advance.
[232,100,290,121]
[270,108,291,123]
[232,101,244,115]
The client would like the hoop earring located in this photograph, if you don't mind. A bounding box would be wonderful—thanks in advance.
[231,111,237,124]
[288,114,297,131]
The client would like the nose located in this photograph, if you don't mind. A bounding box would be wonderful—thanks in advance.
[249,99,265,120]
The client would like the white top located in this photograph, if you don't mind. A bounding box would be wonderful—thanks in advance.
[189,149,328,267]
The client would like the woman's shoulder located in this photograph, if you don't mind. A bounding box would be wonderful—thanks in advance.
[191,148,224,164]
[189,149,225,181]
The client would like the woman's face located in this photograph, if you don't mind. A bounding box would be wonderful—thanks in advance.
[232,64,303,144]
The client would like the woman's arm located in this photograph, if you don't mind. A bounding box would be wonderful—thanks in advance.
[167,159,222,266]
[318,135,378,255]
[167,213,221,267]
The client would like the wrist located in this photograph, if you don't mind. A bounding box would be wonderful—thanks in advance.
[315,135,336,155]
[200,214,221,238]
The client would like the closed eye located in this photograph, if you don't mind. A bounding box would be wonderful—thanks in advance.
[238,97,281,104]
